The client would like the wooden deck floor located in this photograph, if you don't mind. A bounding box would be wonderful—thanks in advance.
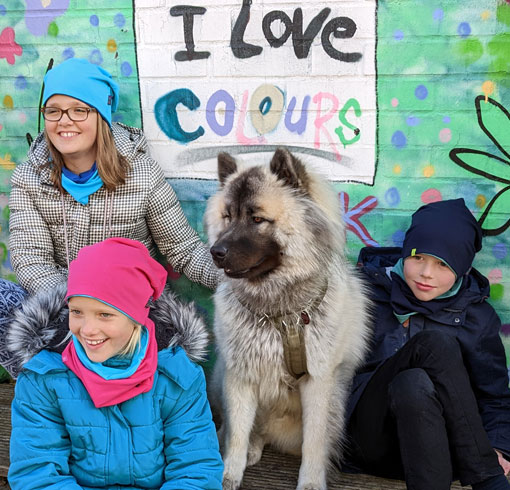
[0,381,469,489]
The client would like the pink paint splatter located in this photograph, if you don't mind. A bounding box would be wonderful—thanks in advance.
[439,128,451,143]
[391,98,399,107]
[0,27,22,65]
[421,188,442,204]
[488,268,503,284]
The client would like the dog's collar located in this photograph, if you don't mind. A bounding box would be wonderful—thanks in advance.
[233,280,329,379]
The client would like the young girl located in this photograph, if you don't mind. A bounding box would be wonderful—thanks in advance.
[0,57,219,378]
[8,237,223,490]
[343,199,510,490]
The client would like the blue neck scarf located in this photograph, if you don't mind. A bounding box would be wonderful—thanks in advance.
[71,326,149,380]
[61,163,103,205]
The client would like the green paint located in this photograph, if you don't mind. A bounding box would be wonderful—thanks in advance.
[48,21,59,37]
[335,98,362,148]
[488,33,510,86]
[0,243,6,262]
[456,38,484,66]
[496,4,510,26]
[491,283,505,301]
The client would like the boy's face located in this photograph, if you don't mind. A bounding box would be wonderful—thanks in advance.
[403,253,456,302]
[68,296,135,363]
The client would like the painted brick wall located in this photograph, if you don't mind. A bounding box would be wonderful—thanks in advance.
[1,0,510,359]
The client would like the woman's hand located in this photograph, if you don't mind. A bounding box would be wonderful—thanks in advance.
[495,449,510,476]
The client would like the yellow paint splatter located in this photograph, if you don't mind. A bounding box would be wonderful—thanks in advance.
[41,0,52,8]
[393,164,402,174]
[481,10,490,21]
[475,194,487,208]
[0,154,15,170]
[107,39,117,53]
[482,80,495,102]
[3,95,13,109]
[423,165,435,178]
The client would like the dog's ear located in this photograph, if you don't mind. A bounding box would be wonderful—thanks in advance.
[218,152,238,186]
[270,147,309,192]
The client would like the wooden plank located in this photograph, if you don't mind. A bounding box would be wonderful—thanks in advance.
[0,383,13,479]
[241,447,467,489]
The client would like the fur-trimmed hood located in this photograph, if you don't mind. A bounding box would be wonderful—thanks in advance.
[7,283,210,378]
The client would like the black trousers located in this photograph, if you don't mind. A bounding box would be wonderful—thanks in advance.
[347,330,503,490]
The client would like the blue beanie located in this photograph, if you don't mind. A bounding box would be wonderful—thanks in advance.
[401,199,482,278]
[42,58,119,126]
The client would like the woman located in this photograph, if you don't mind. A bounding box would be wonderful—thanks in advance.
[0,58,219,378]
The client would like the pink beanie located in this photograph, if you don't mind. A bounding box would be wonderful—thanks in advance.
[66,238,167,326]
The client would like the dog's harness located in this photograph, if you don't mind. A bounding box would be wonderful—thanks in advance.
[235,282,328,379]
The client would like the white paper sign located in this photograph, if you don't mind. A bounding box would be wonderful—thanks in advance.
[134,0,376,183]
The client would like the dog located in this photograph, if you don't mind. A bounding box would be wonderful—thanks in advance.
[205,148,372,490]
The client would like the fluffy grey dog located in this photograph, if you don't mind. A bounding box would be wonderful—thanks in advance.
[205,148,372,490]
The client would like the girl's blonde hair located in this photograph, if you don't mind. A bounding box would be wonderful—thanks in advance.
[118,322,143,358]
[45,115,130,191]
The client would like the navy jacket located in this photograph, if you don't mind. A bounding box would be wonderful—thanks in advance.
[347,246,510,454]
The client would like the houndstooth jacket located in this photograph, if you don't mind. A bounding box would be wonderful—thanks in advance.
[8,123,219,294]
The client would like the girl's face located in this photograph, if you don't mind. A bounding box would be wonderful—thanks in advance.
[44,94,98,171]
[68,296,135,363]
[403,253,456,302]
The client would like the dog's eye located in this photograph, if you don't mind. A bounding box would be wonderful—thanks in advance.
[252,216,265,224]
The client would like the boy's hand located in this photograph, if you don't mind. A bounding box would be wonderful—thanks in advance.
[495,449,510,476]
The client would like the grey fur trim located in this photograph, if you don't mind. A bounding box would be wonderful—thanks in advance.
[149,287,210,362]
[7,283,68,371]
[6,284,210,371]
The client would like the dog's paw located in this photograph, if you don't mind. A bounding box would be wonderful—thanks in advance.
[223,474,242,490]
[246,443,263,467]
[296,485,325,490]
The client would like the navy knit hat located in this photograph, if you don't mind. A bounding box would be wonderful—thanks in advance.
[42,58,119,126]
[401,199,482,278]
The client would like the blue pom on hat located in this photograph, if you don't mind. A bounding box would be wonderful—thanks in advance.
[42,58,119,126]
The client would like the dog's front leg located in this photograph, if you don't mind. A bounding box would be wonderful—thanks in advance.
[222,370,258,490]
[296,375,336,490]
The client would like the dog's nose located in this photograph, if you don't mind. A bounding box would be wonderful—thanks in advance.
[210,244,228,262]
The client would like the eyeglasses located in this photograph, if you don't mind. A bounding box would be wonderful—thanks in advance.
[41,106,96,122]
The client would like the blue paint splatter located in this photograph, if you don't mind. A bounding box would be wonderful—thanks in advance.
[121,61,132,77]
[406,116,421,126]
[458,22,471,38]
[493,243,507,260]
[392,230,405,247]
[90,14,99,26]
[114,13,126,28]
[62,47,75,59]
[112,114,123,123]
[15,75,27,90]
[394,30,404,41]
[89,49,103,65]
[443,116,450,124]
[415,85,428,100]
[391,130,407,149]
[385,187,401,207]
[155,89,205,144]
[0,5,6,16]
[433,9,444,21]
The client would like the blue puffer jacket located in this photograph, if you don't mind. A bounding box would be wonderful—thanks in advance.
[347,246,510,454]
[7,286,223,490]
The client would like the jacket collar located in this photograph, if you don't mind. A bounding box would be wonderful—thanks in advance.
[359,246,490,315]
[7,283,210,374]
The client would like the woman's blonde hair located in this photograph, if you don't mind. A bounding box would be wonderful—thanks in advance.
[118,322,143,358]
[45,115,130,191]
